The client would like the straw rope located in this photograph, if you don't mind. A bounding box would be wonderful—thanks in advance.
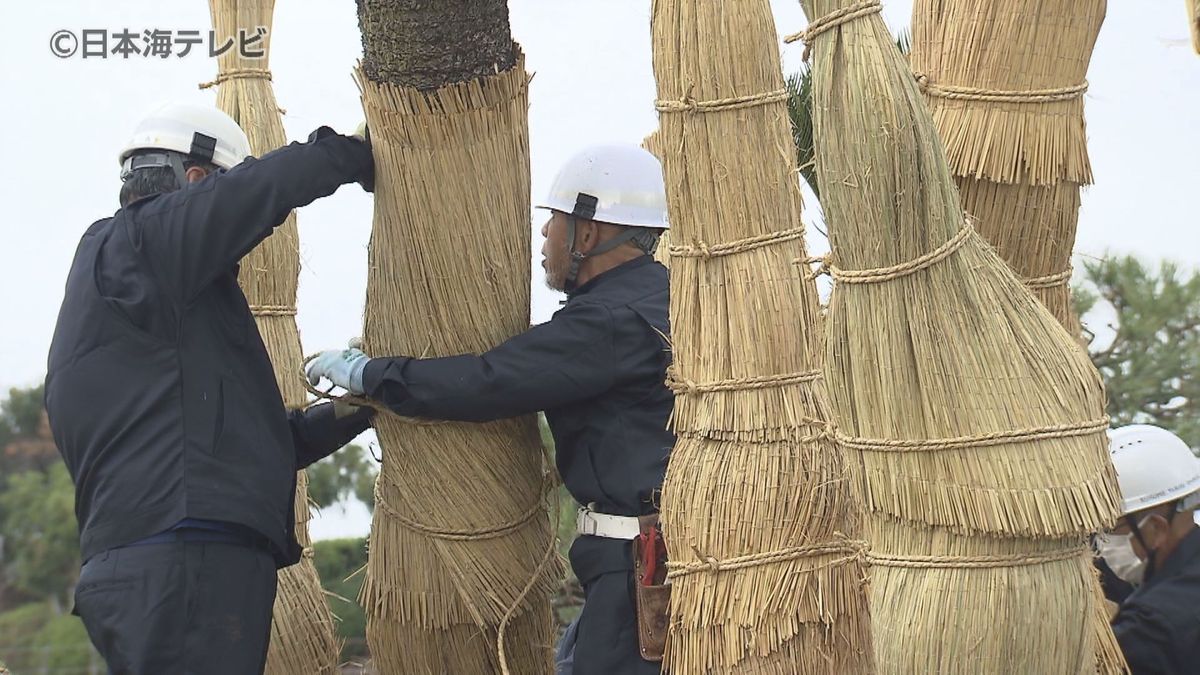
[667,540,866,579]
[915,74,1089,104]
[1024,268,1074,290]
[675,429,837,445]
[200,67,273,90]
[673,414,837,441]
[666,367,823,394]
[867,546,1086,569]
[668,227,807,259]
[250,304,297,317]
[801,223,974,284]
[372,475,551,542]
[784,0,883,60]
[497,467,562,675]
[839,417,1109,453]
[655,88,790,113]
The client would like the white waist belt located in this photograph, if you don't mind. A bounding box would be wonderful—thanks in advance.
[576,505,641,540]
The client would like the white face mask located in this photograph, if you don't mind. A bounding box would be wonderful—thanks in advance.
[1097,530,1147,586]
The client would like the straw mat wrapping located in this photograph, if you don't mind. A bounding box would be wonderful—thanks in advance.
[1191,0,1200,55]
[909,0,1103,187]
[956,177,1084,335]
[797,0,1124,670]
[651,1,873,672]
[910,0,1105,332]
[865,513,1125,673]
[354,48,557,675]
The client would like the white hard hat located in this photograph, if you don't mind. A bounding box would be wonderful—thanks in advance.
[537,144,669,229]
[118,102,251,171]
[1109,424,1200,515]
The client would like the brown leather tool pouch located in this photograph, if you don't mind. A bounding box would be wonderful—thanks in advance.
[633,514,671,662]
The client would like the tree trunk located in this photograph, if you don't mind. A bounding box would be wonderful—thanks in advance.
[357,0,515,89]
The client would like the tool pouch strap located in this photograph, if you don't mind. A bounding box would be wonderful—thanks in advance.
[633,513,670,662]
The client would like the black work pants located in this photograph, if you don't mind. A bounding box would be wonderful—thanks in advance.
[73,540,277,675]
[558,536,662,675]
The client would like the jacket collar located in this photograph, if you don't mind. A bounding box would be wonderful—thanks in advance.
[567,255,655,299]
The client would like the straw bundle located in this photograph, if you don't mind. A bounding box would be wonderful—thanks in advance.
[269,470,343,667]
[909,0,1104,332]
[651,2,872,672]
[641,130,674,267]
[206,1,339,672]
[354,49,557,674]
[865,514,1125,673]
[796,0,1123,670]
[956,177,1084,336]
[1190,0,1200,54]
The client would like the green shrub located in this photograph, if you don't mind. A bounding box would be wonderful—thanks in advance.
[313,537,370,660]
[0,602,98,673]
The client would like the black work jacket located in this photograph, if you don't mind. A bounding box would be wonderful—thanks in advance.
[361,256,675,578]
[45,128,374,567]
[1112,527,1200,674]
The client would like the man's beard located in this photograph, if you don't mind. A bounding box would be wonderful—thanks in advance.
[542,254,568,292]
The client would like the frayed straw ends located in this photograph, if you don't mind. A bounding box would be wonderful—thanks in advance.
[909,0,1104,186]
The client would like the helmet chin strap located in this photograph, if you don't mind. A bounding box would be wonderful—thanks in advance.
[562,192,642,292]
[563,193,597,292]
[166,152,190,191]
[564,215,585,292]
[120,132,219,193]
[1129,507,1177,582]
[120,151,192,191]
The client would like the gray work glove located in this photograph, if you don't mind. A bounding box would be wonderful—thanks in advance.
[306,347,369,395]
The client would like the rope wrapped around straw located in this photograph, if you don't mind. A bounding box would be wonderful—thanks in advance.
[796,0,1124,670]
[908,0,1102,187]
[354,48,558,675]
[955,177,1085,335]
[651,1,872,672]
[909,0,1105,333]
[206,1,340,671]
[864,513,1125,673]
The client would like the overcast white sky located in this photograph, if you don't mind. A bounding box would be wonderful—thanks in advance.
[0,1,1195,539]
